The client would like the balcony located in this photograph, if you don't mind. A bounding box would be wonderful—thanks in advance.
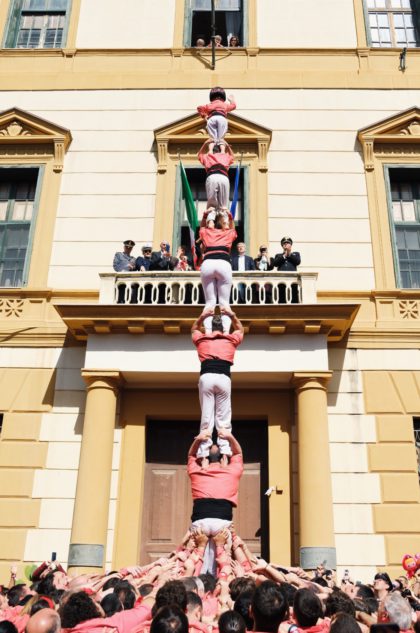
[54,271,360,342]
[99,271,319,306]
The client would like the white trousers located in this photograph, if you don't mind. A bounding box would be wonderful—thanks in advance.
[198,373,232,457]
[191,518,232,575]
[206,174,230,211]
[206,115,228,144]
[200,259,232,333]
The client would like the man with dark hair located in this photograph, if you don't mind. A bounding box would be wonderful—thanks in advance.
[191,309,244,459]
[185,592,203,632]
[150,606,189,633]
[153,581,187,616]
[187,430,243,575]
[219,611,246,633]
[6,584,30,607]
[325,590,356,618]
[329,613,360,633]
[234,590,255,631]
[293,589,325,632]
[250,581,288,633]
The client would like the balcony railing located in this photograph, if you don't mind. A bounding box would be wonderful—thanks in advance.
[99,271,318,306]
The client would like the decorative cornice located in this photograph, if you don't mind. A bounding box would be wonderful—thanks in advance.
[54,303,359,342]
[358,107,420,171]
[0,107,72,172]
[154,112,271,173]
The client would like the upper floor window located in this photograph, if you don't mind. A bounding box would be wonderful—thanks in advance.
[388,167,420,288]
[4,0,70,49]
[0,167,40,287]
[187,0,244,47]
[365,0,419,47]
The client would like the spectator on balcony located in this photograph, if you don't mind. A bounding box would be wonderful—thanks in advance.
[272,237,301,304]
[195,38,206,47]
[150,242,175,272]
[231,243,255,272]
[113,239,136,304]
[135,244,153,272]
[254,245,273,272]
[228,35,240,47]
[272,237,301,272]
[174,246,193,272]
[113,240,136,272]
[231,243,255,304]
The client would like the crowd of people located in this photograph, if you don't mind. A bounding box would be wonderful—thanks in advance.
[1,554,419,633]
[112,239,300,275]
[195,35,241,48]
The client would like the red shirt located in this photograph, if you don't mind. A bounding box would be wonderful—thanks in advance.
[188,453,243,506]
[197,99,236,119]
[198,152,234,172]
[199,227,237,250]
[192,330,243,363]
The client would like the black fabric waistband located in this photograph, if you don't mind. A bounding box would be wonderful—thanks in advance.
[191,498,233,522]
[206,164,229,178]
[203,253,231,263]
[200,359,232,377]
[208,110,227,119]
[204,245,230,254]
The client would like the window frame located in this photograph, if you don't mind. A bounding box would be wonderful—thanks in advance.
[0,164,44,288]
[384,163,420,288]
[3,0,72,49]
[183,0,248,48]
[363,0,420,48]
[172,164,249,256]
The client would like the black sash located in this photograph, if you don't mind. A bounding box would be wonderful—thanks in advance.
[206,163,229,178]
[191,498,233,522]
[200,359,232,377]
[208,110,227,118]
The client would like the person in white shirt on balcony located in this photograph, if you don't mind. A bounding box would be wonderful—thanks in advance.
[231,242,255,304]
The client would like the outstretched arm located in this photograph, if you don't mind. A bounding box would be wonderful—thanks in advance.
[198,139,211,157]
[230,311,244,335]
[224,142,234,158]
[188,432,211,457]
[191,308,214,334]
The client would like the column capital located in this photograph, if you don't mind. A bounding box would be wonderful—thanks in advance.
[81,369,122,391]
[291,372,332,391]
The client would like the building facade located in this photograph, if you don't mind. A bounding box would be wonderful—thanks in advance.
[0,0,419,582]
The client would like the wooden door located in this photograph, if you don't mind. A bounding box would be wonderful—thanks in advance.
[140,419,268,564]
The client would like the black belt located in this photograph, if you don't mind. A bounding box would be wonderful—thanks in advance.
[191,498,233,522]
[200,359,232,377]
[208,110,227,118]
[206,164,229,178]
[204,246,229,254]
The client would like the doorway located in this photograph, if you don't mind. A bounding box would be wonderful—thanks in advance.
[140,418,269,564]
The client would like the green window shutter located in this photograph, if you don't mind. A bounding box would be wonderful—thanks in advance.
[412,0,420,45]
[4,0,24,48]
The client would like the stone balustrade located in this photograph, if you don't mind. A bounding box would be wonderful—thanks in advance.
[99,271,318,305]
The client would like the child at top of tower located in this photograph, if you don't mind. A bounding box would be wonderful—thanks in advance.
[197,87,236,148]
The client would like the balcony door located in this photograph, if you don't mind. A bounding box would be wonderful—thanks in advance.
[140,418,268,563]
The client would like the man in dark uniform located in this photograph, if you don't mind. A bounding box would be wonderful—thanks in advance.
[272,237,301,303]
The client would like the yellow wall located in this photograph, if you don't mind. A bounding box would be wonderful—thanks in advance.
[363,371,420,577]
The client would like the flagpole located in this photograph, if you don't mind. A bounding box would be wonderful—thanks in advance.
[211,0,216,70]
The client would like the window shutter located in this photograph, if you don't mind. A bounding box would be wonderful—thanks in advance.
[192,0,240,11]
[4,0,24,48]
[412,0,420,44]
